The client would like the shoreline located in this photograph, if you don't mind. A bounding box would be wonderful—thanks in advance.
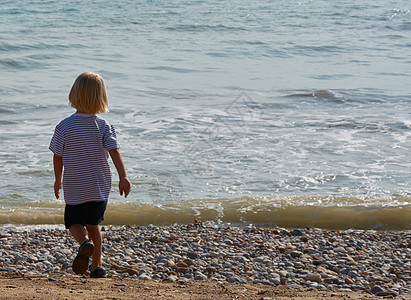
[0,223,410,299]
[2,201,410,231]
[1,220,411,232]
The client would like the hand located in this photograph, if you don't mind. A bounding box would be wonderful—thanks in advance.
[119,177,131,198]
[54,180,62,199]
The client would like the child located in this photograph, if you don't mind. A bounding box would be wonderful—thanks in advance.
[49,72,131,278]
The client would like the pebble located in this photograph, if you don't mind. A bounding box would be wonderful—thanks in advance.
[228,275,246,283]
[167,275,178,281]
[290,251,302,258]
[334,246,347,253]
[371,286,385,295]
[0,224,409,297]
[114,283,127,287]
[187,252,198,259]
[305,273,322,283]
[194,272,207,281]
[176,261,189,273]
[290,229,304,236]
[138,274,151,280]
[253,279,272,286]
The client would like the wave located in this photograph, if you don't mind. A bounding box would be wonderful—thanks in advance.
[145,66,207,73]
[0,57,47,70]
[0,197,409,230]
[166,24,248,32]
[280,89,411,106]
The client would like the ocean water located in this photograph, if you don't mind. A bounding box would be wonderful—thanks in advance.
[0,0,410,230]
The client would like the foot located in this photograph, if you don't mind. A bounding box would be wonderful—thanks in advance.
[72,240,95,274]
[90,266,107,278]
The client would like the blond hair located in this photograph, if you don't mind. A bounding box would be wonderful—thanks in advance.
[69,72,109,115]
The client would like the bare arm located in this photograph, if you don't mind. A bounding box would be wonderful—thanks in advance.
[53,154,63,199]
[109,148,131,198]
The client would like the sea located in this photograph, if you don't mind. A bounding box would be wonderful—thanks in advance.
[0,0,410,230]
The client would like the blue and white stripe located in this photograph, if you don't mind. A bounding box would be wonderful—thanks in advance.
[49,113,120,205]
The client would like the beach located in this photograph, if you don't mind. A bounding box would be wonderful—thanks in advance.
[1,0,410,231]
[0,274,390,300]
[1,1,410,298]
[0,223,409,299]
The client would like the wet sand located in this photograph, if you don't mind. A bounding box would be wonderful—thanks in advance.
[0,273,389,300]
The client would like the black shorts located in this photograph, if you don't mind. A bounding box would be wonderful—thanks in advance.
[64,201,107,229]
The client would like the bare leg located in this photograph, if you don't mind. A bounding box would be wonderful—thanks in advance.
[86,224,102,269]
[70,224,95,274]
[69,224,89,244]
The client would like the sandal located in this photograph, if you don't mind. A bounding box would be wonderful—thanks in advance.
[72,240,95,274]
[90,266,107,278]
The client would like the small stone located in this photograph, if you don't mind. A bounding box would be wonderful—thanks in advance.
[194,272,207,281]
[27,256,38,263]
[288,283,303,289]
[339,268,350,275]
[372,275,389,283]
[176,261,189,273]
[114,283,127,287]
[243,264,253,272]
[305,273,322,283]
[167,275,178,281]
[187,252,198,259]
[139,274,151,280]
[209,251,220,257]
[253,280,273,286]
[167,259,176,268]
[305,248,318,255]
[290,229,304,236]
[183,258,194,266]
[277,246,286,253]
[376,291,398,297]
[345,277,354,285]
[333,247,346,253]
[254,256,264,263]
[228,275,245,283]
[313,259,326,266]
[370,286,384,295]
[344,254,356,262]
[348,270,358,278]
[278,270,288,278]
[338,288,352,293]
[270,278,281,285]
[323,278,335,284]
[126,269,139,276]
[316,266,327,273]
[224,239,233,245]
[290,251,302,258]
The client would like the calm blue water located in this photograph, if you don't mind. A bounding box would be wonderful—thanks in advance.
[0,0,410,229]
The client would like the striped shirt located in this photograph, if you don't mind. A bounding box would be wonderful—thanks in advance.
[49,113,120,205]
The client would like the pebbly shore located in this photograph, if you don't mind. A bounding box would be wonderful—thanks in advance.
[0,222,410,297]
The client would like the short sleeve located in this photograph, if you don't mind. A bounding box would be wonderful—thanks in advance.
[49,124,65,156]
[103,124,120,151]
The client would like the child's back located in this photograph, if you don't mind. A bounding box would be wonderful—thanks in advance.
[50,113,119,205]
